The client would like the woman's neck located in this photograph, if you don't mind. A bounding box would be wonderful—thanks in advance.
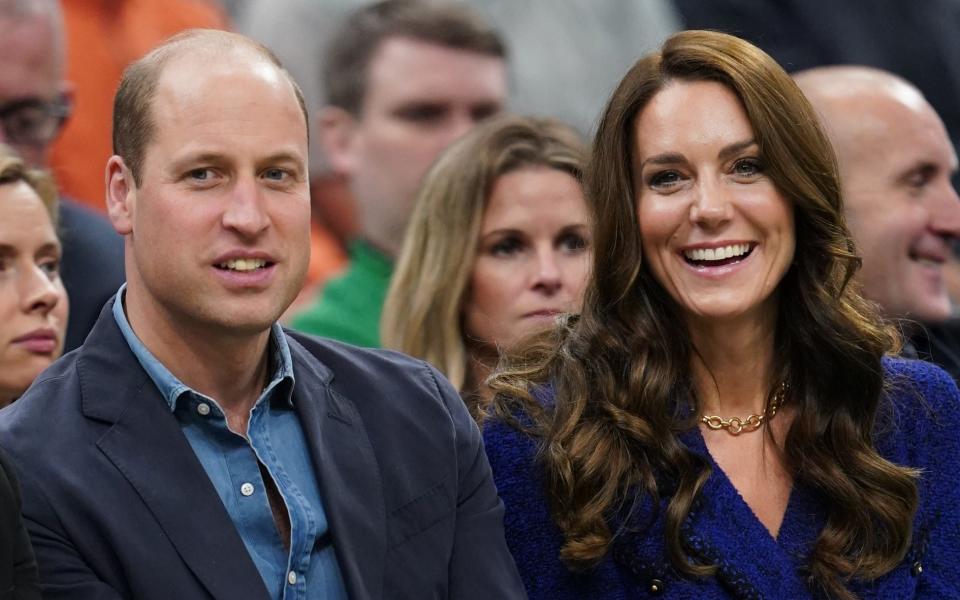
[688,309,778,417]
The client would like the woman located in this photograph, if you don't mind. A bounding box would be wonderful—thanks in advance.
[0,146,68,407]
[382,116,591,410]
[0,146,54,596]
[483,31,960,599]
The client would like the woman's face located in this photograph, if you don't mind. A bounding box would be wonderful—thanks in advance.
[0,181,68,405]
[634,80,795,327]
[463,166,591,351]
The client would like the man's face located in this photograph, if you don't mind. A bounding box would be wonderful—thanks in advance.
[0,13,65,167]
[837,94,960,322]
[112,55,311,338]
[326,37,507,257]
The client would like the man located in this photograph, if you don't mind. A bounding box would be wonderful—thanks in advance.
[292,0,508,347]
[0,29,524,599]
[796,66,960,375]
[0,0,124,352]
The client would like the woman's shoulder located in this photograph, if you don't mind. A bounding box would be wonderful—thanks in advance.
[882,355,959,416]
[878,356,960,464]
[883,355,958,394]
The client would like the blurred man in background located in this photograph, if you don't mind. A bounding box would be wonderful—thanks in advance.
[797,66,960,377]
[291,0,508,347]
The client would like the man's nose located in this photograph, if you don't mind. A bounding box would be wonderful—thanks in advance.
[929,180,960,239]
[222,178,270,237]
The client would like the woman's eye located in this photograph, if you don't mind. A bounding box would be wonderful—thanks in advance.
[490,237,523,257]
[558,233,588,253]
[39,259,60,278]
[733,158,764,177]
[648,170,683,190]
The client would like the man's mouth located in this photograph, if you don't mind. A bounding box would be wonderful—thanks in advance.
[683,243,754,267]
[215,258,270,272]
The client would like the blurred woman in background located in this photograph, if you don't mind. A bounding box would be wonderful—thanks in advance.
[382,116,591,413]
[0,145,51,597]
[482,31,960,599]
[0,145,68,407]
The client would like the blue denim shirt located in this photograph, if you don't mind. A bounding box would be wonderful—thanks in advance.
[113,287,347,599]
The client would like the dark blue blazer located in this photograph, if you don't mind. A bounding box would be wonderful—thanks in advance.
[0,301,525,599]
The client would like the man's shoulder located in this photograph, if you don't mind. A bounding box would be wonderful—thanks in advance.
[285,330,453,415]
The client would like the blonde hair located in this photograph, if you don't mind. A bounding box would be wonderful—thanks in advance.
[382,115,585,397]
[0,144,59,226]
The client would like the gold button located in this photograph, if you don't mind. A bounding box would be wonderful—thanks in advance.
[649,578,664,594]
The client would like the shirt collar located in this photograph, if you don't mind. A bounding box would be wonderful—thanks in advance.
[112,284,296,412]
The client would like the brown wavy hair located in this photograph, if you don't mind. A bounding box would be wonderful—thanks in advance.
[487,30,917,600]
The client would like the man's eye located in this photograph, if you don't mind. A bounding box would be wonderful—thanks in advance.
[263,168,287,181]
[187,168,214,181]
[396,105,445,123]
[906,166,936,191]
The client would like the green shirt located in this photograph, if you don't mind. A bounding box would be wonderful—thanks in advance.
[291,240,393,347]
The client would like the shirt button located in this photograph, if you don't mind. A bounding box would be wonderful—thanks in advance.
[240,482,255,496]
[287,570,297,585]
[196,402,211,416]
[912,561,923,576]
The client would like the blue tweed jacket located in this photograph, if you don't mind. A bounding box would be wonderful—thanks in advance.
[483,358,960,599]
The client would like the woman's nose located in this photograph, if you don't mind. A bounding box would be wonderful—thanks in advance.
[20,265,63,314]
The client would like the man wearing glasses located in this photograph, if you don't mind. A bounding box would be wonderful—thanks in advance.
[0,0,124,352]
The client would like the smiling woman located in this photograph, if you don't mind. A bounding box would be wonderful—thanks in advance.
[0,145,67,408]
[481,30,960,600]
[381,115,589,412]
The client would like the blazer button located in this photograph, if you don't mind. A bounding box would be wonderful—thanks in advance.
[649,578,665,595]
[911,561,923,576]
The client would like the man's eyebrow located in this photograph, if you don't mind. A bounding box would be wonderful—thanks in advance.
[167,152,229,172]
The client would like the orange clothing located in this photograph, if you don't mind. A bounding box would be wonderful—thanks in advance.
[50,0,229,211]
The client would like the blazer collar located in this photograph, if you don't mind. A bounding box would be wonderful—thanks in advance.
[677,428,814,599]
[79,299,271,599]
[286,334,387,600]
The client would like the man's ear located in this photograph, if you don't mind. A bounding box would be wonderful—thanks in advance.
[105,155,135,235]
[316,106,359,177]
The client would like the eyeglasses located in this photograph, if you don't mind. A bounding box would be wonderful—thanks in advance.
[0,95,71,146]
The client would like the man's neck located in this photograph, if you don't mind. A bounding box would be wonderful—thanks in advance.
[125,292,272,422]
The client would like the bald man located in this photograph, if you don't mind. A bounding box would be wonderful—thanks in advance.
[796,66,960,373]
[0,29,524,600]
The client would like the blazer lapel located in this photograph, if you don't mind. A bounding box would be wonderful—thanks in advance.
[79,302,269,600]
[287,337,386,600]
[679,429,811,599]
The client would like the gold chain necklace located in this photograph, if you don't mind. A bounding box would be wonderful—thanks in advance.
[700,382,788,436]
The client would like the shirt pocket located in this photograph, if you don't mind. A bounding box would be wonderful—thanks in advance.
[387,479,454,549]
